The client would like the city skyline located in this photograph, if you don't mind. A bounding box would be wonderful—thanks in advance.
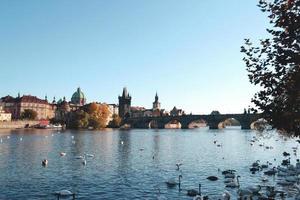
[0,0,269,114]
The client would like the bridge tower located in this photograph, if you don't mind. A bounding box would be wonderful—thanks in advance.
[153,92,161,110]
[118,87,131,119]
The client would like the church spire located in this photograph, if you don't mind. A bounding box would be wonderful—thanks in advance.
[122,87,129,98]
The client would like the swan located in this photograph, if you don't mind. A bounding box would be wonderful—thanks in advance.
[207,176,218,181]
[264,167,277,176]
[85,153,94,158]
[222,190,231,200]
[176,163,183,170]
[60,152,66,156]
[252,160,260,167]
[54,190,73,196]
[75,156,83,159]
[121,141,124,145]
[165,178,177,188]
[225,176,240,188]
[42,159,48,166]
[283,151,290,157]
[82,159,87,165]
[224,178,234,184]
[245,185,261,194]
[222,170,236,175]
[237,188,252,197]
[261,176,268,182]
[224,173,235,179]
[187,184,201,197]
[54,189,75,198]
[165,175,182,189]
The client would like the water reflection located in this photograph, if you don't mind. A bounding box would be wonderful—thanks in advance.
[0,129,299,199]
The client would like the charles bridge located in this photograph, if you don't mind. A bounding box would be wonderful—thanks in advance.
[124,113,262,129]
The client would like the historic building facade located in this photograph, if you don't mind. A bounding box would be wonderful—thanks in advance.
[0,95,55,120]
[118,87,131,118]
[53,87,87,122]
[129,92,167,118]
[0,106,11,122]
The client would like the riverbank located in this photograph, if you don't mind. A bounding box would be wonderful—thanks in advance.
[0,120,40,129]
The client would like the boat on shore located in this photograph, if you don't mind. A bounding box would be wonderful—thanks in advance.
[36,124,63,130]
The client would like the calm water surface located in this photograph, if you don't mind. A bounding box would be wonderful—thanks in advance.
[0,128,299,199]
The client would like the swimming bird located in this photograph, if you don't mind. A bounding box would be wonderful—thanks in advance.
[54,190,75,199]
[165,175,182,189]
[283,151,290,157]
[264,167,277,176]
[207,176,218,181]
[82,159,87,165]
[187,184,201,197]
[222,190,231,200]
[75,156,83,159]
[42,159,48,166]
[60,152,66,156]
[85,153,94,158]
[176,163,183,170]
[225,176,240,188]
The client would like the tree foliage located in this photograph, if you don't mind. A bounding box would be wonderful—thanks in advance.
[241,0,300,135]
[68,110,89,129]
[109,114,122,128]
[68,103,110,129]
[21,109,37,120]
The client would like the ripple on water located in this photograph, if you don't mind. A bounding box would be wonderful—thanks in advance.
[0,129,299,199]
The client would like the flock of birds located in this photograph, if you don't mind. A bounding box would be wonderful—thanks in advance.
[163,134,300,200]
[2,130,300,199]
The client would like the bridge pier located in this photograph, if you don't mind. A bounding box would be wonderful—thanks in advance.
[241,123,251,130]
[208,121,219,129]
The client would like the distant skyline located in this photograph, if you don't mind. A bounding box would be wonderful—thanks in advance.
[0,1,269,114]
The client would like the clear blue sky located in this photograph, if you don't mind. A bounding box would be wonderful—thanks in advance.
[0,0,268,114]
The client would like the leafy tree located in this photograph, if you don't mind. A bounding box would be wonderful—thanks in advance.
[241,0,300,135]
[109,114,122,128]
[68,110,89,129]
[20,109,37,120]
[86,103,110,129]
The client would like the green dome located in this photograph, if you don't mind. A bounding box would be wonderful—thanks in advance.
[71,87,86,105]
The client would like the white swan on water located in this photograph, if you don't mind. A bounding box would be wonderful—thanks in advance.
[85,153,94,158]
[55,190,72,196]
[60,152,66,156]
[225,176,240,188]
[222,191,231,200]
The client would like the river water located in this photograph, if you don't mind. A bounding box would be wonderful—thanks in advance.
[0,128,299,199]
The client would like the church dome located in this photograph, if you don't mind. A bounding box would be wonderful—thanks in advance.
[71,87,86,105]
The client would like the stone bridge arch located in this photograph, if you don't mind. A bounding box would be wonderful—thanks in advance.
[164,119,182,129]
[187,119,208,129]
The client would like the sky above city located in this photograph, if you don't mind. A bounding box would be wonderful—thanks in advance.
[0,0,269,114]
